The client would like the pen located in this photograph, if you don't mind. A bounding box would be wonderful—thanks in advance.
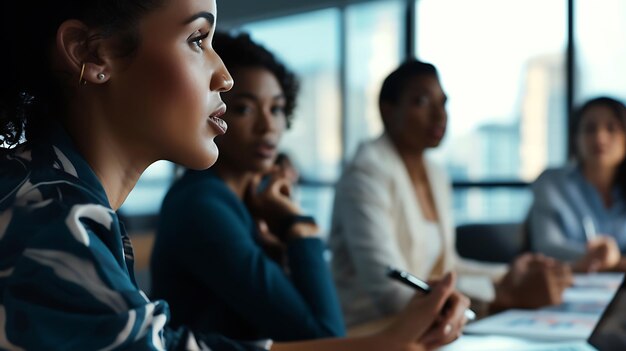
[387,267,476,321]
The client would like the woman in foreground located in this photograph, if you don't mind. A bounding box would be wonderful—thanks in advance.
[0,1,466,350]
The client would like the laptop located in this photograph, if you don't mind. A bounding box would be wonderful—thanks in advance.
[454,275,626,351]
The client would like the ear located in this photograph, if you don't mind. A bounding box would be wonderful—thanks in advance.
[56,20,113,85]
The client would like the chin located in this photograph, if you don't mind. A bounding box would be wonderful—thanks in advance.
[178,142,220,170]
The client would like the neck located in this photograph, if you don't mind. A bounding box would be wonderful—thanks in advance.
[390,136,426,178]
[213,162,257,199]
[65,104,153,210]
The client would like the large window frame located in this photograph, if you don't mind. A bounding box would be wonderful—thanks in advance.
[123,0,590,228]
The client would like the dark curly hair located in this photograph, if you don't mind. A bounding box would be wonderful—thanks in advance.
[0,0,166,147]
[212,31,299,128]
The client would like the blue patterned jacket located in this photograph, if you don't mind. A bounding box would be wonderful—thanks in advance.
[0,126,264,350]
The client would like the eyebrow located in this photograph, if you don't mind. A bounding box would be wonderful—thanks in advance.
[233,92,286,101]
[184,12,215,25]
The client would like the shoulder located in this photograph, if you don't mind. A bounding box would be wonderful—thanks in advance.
[339,136,398,188]
[159,171,252,236]
[0,146,34,208]
[533,166,575,190]
[164,170,243,214]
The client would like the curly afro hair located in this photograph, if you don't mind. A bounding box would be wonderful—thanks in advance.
[213,31,299,128]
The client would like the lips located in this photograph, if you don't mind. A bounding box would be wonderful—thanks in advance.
[255,141,277,158]
[430,126,446,140]
[208,105,227,134]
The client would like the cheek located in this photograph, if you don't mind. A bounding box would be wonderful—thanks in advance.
[613,134,626,156]
[141,53,204,116]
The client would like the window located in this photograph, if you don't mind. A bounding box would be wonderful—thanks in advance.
[345,0,405,159]
[415,0,567,223]
[119,161,174,216]
[575,0,626,104]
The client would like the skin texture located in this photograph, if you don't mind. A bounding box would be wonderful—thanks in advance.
[577,105,626,176]
[55,0,232,210]
[215,67,287,196]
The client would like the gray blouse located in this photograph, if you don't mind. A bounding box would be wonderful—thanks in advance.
[528,164,626,261]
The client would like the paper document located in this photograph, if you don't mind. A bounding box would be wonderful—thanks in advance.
[464,310,600,341]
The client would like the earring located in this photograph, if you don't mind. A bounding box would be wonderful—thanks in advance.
[78,63,87,86]
[97,73,105,81]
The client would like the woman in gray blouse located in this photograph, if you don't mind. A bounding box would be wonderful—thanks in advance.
[528,97,626,272]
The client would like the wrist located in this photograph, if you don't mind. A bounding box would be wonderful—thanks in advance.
[282,214,318,240]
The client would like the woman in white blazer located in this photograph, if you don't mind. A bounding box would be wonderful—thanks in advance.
[329,60,572,327]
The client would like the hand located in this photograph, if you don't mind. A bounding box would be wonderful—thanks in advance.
[492,253,572,311]
[573,236,621,272]
[245,168,300,237]
[380,272,469,350]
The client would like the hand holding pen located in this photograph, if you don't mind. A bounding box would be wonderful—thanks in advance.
[386,268,471,349]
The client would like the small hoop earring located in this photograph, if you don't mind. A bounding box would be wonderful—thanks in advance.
[97,73,105,81]
[78,63,87,86]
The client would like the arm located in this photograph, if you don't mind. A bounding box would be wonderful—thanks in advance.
[272,273,469,351]
[332,167,414,315]
[178,197,344,341]
[528,180,586,261]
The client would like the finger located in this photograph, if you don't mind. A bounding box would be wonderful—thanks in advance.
[427,272,456,311]
[420,296,467,349]
[385,272,457,344]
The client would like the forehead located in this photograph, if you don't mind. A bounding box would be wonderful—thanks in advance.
[581,105,619,123]
[401,74,442,95]
[139,0,216,31]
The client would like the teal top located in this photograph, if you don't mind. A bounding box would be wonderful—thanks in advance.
[0,127,263,350]
[151,169,345,342]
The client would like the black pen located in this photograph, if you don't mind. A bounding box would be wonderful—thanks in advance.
[387,267,476,321]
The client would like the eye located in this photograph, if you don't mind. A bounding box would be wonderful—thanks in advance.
[233,104,253,115]
[271,105,286,116]
[188,31,210,51]
[414,95,429,106]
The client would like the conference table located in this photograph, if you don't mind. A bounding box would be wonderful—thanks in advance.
[347,273,623,351]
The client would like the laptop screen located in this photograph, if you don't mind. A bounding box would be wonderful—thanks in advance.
[588,276,626,351]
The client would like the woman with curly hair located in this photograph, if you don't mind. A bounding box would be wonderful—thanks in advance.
[150,31,344,341]
[0,0,468,348]
[150,32,470,346]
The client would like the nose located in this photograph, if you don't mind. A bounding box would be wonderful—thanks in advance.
[254,108,278,134]
[594,128,611,145]
[210,56,234,92]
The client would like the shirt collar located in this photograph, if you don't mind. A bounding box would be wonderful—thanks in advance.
[44,124,111,207]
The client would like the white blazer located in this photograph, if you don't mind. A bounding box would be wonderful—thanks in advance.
[329,134,506,326]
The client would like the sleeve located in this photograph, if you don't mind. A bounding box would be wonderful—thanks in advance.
[2,209,262,351]
[332,166,414,316]
[177,195,345,341]
[527,173,586,261]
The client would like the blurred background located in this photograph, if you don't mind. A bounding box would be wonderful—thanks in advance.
[120,0,626,234]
